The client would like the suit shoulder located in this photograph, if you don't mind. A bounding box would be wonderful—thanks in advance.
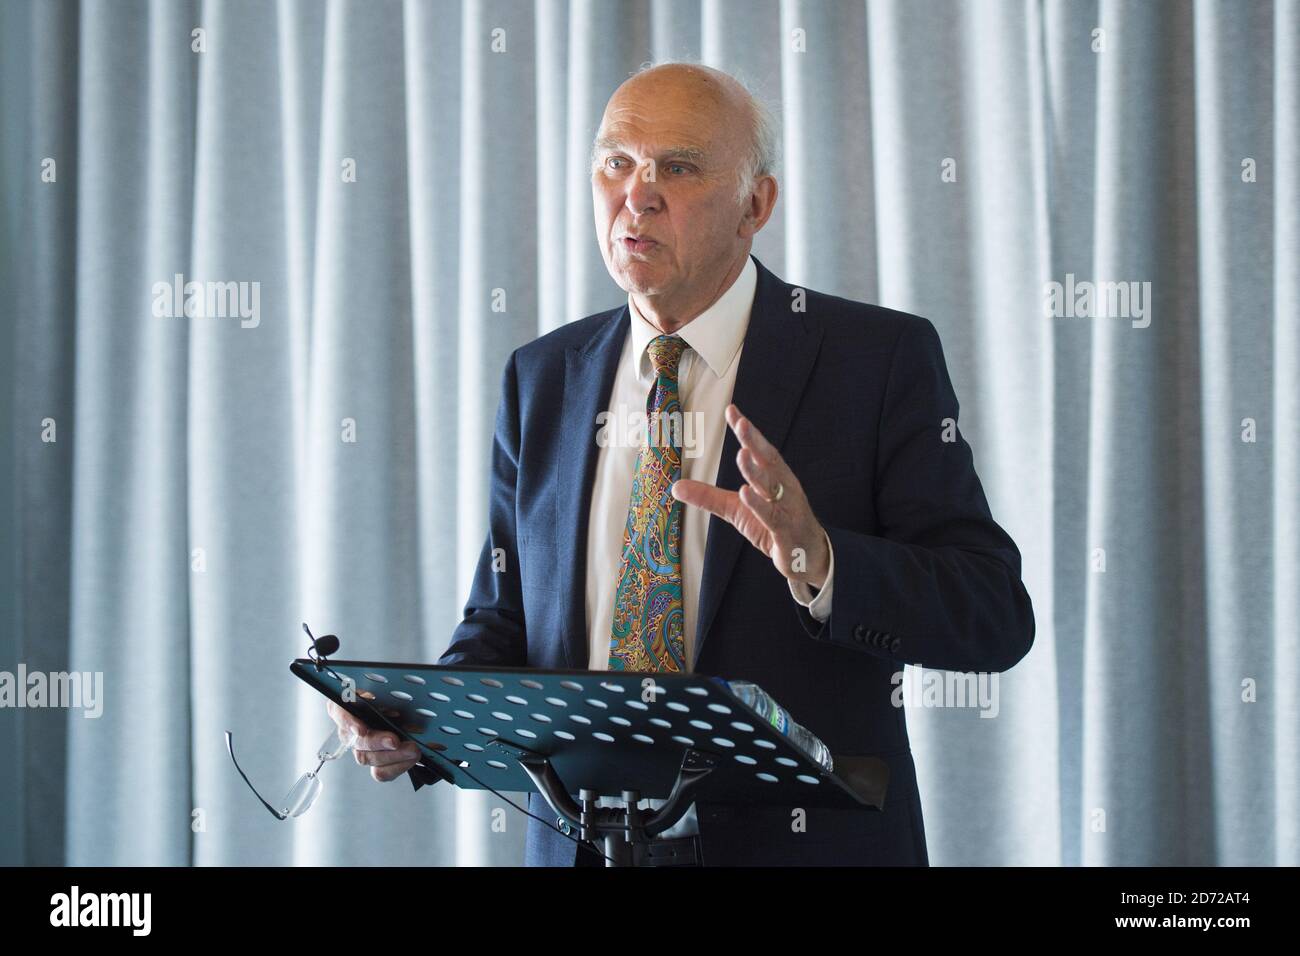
[510,306,623,369]
[798,285,940,350]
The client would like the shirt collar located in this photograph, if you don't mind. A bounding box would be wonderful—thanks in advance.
[627,255,757,382]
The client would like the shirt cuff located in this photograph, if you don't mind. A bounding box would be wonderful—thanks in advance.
[788,529,834,622]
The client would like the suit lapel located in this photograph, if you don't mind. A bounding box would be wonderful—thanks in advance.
[692,256,824,669]
[557,307,629,669]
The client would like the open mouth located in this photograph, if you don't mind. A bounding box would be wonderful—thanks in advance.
[621,236,658,253]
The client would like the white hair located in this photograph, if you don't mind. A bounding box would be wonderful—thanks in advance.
[626,59,781,205]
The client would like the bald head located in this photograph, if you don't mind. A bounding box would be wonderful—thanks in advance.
[594,62,776,203]
[590,62,779,330]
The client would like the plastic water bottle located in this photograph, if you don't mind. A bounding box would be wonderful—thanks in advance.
[710,678,834,773]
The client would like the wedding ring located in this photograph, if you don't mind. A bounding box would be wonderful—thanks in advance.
[771,481,785,502]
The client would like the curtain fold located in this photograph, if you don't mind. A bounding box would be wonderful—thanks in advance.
[1,0,1294,866]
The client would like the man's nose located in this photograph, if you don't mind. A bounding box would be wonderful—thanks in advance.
[623,162,663,215]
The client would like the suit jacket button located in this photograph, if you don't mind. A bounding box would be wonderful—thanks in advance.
[853,624,868,641]
[890,638,901,652]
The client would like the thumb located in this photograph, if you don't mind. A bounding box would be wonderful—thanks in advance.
[671,479,735,521]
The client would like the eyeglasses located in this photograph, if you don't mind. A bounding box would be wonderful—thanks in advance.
[227,622,431,821]
[226,724,358,820]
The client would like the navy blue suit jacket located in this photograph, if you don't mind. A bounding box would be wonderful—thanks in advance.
[418,254,1035,865]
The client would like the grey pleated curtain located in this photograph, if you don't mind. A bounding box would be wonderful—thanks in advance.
[1,0,1295,867]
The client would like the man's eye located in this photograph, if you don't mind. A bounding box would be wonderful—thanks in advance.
[606,157,628,169]
[666,164,688,175]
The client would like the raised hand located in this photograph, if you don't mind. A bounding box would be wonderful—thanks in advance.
[671,403,830,588]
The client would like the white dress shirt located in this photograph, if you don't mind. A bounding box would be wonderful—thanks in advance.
[581,255,835,839]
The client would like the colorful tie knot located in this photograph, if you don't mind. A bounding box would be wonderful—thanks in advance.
[647,334,688,375]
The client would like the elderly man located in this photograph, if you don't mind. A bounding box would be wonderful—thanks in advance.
[328,62,1034,866]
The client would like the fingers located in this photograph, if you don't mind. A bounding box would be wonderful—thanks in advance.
[369,748,421,782]
[677,406,789,524]
[326,703,419,782]
[675,406,794,536]
[354,730,404,755]
[736,447,788,508]
[726,405,794,494]
[678,404,828,585]
[670,478,738,520]
[727,408,824,574]
[726,403,778,464]
[738,482,784,532]
[355,736,421,782]
[674,475,776,556]
[326,703,366,754]
[326,700,367,739]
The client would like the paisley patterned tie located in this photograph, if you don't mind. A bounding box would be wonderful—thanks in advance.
[609,334,690,672]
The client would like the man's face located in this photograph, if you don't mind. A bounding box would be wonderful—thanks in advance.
[591,71,751,302]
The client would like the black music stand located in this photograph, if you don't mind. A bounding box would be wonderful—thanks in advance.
[293,657,889,867]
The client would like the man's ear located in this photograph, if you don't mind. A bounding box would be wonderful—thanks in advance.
[741,175,779,236]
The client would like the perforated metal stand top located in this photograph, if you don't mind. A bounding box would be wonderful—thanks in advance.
[293,659,890,866]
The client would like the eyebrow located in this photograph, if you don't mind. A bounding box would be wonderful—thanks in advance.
[591,137,707,166]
